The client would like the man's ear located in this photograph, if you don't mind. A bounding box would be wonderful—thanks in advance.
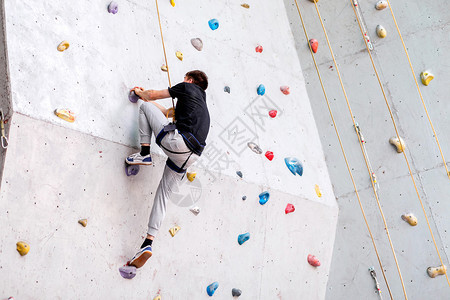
[186,78,194,83]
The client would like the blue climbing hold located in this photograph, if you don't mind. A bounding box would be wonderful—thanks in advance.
[125,165,140,176]
[208,19,219,30]
[207,282,219,296]
[238,232,250,245]
[257,84,265,96]
[236,171,243,178]
[259,191,270,205]
[284,157,303,176]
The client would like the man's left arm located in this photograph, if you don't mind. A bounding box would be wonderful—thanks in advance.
[134,88,171,102]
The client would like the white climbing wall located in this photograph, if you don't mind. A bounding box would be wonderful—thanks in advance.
[0,0,338,299]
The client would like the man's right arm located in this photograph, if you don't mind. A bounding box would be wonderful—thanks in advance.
[135,88,171,101]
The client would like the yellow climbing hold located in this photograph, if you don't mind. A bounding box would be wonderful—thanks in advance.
[241,3,249,8]
[176,51,183,61]
[376,25,387,38]
[169,225,181,237]
[16,241,30,256]
[427,265,447,278]
[389,136,405,153]
[401,213,418,226]
[170,0,175,7]
[54,109,76,123]
[161,65,168,72]
[57,41,70,52]
[420,71,434,86]
[78,219,87,227]
[315,184,322,197]
[187,172,196,182]
[153,295,161,300]
[375,1,388,10]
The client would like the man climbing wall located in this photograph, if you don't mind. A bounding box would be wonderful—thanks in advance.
[122,70,210,274]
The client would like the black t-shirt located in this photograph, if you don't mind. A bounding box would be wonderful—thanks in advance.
[168,82,210,145]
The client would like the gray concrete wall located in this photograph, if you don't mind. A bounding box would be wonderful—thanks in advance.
[283,0,450,299]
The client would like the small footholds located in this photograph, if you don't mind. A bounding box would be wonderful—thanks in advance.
[269,110,277,118]
[54,109,76,123]
[16,241,30,256]
[232,288,242,297]
[175,51,183,61]
[284,157,303,176]
[169,225,181,237]
[236,171,243,178]
[238,232,250,245]
[309,39,318,53]
[119,264,137,279]
[224,86,231,93]
[259,191,270,205]
[375,0,388,10]
[108,1,118,14]
[427,265,447,278]
[208,19,219,30]
[247,142,263,154]
[257,84,265,96]
[376,25,387,38]
[420,71,434,86]
[207,282,219,296]
[255,45,263,53]
[161,65,168,72]
[78,219,87,227]
[315,184,322,197]
[241,4,249,9]
[307,254,321,267]
[265,151,274,161]
[170,0,175,7]
[190,206,200,215]
[285,203,295,214]
[187,172,196,182]
[401,213,418,226]
[389,136,406,153]
[57,41,70,52]
[191,38,203,51]
[242,195,247,201]
[125,165,140,176]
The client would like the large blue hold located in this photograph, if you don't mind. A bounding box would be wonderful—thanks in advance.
[208,19,219,30]
[257,84,265,95]
[238,232,250,245]
[259,191,270,205]
[284,157,303,176]
[207,282,219,296]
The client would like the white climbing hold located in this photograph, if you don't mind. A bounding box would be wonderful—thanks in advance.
[427,265,447,278]
[401,213,418,226]
[389,136,405,153]
[375,1,388,10]
[190,206,200,215]
[376,25,387,38]
[191,38,203,51]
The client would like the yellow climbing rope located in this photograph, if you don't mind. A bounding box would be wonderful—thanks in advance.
[349,0,450,287]
[309,2,410,299]
[292,1,393,299]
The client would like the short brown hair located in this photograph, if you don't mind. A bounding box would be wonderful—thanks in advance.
[186,70,208,90]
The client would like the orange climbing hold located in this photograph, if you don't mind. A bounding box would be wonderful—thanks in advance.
[16,241,30,256]
[307,254,321,267]
[309,39,318,53]
[57,41,70,52]
[401,213,418,226]
[54,109,76,123]
[161,65,168,72]
[427,265,447,278]
[241,3,249,8]
[285,203,295,214]
[170,0,175,7]
[78,219,88,227]
[280,86,290,95]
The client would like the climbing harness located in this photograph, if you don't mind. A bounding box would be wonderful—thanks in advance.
[369,267,383,300]
[0,109,8,149]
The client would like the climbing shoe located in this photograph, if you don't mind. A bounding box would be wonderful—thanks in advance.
[125,152,152,165]
[129,245,152,268]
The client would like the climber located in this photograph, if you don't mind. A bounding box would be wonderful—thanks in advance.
[125,70,210,269]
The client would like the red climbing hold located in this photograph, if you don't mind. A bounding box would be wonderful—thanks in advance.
[285,203,295,214]
[307,254,321,267]
[265,151,274,161]
[255,45,263,53]
[280,86,290,95]
[309,39,318,53]
[269,110,277,118]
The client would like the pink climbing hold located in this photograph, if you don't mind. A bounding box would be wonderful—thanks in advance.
[280,86,290,95]
[269,110,277,118]
[285,203,295,214]
[307,254,321,267]
[265,151,274,161]
[309,39,318,53]
[255,45,263,53]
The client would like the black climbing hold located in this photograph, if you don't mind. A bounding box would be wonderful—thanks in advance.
[242,196,247,201]
[232,288,242,297]
[236,171,243,178]
[125,165,140,176]
[224,86,231,93]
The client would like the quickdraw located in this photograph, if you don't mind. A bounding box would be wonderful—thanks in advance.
[0,109,8,149]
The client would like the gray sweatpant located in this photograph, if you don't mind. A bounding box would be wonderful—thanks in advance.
[138,102,199,236]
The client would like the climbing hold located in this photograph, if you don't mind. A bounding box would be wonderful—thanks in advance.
[207,282,219,296]
[315,184,322,197]
[255,45,263,53]
[420,71,434,86]
[129,87,142,103]
[401,213,418,226]
[187,172,196,182]
[161,65,168,72]
[54,109,76,123]
[119,264,136,279]
[153,295,161,300]
[309,39,318,53]
[259,191,270,205]
[190,206,200,215]
[242,195,247,201]
[257,84,265,96]
[78,219,87,227]
[247,142,263,154]
[16,241,30,256]
[224,86,231,93]
[236,171,243,178]
[170,0,175,7]
[241,4,249,9]
[376,25,387,38]
[427,265,447,278]
[208,19,219,30]
[265,151,274,161]
[284,157,303,176]
[169,225,181,237]
[280,86,290,95]
[375,0,388,10]
[307,254,321,267]
[238,232,250,245]
[191,38,203,51]
[389,136,406,153]
[285,203,295,214]
[176,51,183,61]
[232,288,242,297]
[269,110,277,118]
[57,41,70,52]
[125,165,140,176]
[308,0,318,2]
[108,1,118,14]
